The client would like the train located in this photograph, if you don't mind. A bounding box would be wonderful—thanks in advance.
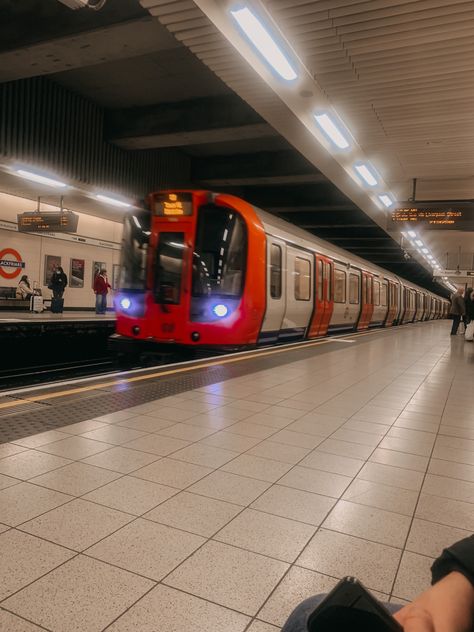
[110,190,449,358]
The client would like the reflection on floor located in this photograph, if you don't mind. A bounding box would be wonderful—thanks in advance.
[0,321,472,631]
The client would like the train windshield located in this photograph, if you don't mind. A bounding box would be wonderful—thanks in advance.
[119,211,150,290]
[153,232,185,304]
[192,206,247,298]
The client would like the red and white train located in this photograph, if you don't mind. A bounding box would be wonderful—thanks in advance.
[111,190,448,355]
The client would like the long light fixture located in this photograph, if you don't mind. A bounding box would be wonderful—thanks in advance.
[377,193,393,208]
[16,168,67,188]
[96,194,131,208]
[415,239,423,247]
[422,248,429,254]
[230,5,298,81]
[314,112,350,149]
[353,162,378,187]
[407,230,417,238]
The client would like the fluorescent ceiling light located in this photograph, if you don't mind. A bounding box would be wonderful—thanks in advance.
[16,169,67,188]
[407,230,417,238]
[230,6,297,81]
[353,162,378,187]
[314,112,350,149]
[378,193,393,208]
[427,255,434,260]
[422,248,429,254]
[96,194,131,208]
[415,239,423,247]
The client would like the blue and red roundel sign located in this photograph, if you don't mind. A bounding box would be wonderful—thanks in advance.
[0,248,25,279]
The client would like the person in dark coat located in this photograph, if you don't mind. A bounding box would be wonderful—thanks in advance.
[449,286,465,335]
[464,287,474,325]
[282,535,474,632]
[50,266,68,300]
[93,268,111,314]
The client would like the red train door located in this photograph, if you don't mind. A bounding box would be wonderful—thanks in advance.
[357,271,374,330]
[308,255,334,337]
[384,281,398,327]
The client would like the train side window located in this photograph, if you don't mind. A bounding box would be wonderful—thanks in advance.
[270,244,282,299]
[349,273,360,304]
[324,262,332,301]
[381,283,388,307]
[317,260,323,301]
[295,257,311,301]
[373,280,380,306]
[334,269,346,303]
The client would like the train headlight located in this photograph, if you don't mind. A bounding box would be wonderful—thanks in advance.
[120,297,131,310]
[212,303,228,318]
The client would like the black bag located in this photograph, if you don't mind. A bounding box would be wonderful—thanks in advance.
[51,298,64,313]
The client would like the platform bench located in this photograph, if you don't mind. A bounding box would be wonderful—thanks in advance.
[0,287,30,310]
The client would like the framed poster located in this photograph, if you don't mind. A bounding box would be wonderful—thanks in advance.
[92,261,106,288]
[112,264,120,291]
[44,255,61,287]
[69,258,85,288]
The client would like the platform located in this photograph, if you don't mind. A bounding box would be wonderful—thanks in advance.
[0,311,115,323]
[0,320,473,631]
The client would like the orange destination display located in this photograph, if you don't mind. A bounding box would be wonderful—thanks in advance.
[390,203,474,231]
[154,192,193,217]
[17,211,79,233]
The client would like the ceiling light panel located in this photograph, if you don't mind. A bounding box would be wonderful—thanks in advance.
[314,112,350,150]
[353,162,378,187]
[15,169,67,188]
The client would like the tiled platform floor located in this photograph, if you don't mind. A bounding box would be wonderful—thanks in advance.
[1,321,473,631]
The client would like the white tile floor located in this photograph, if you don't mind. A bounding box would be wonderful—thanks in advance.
[1,321,473,631]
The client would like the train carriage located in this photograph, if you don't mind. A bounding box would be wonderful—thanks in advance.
[111,190,448,356]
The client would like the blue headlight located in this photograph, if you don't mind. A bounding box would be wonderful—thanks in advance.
[212,303,228,318]
[120,297,131,310]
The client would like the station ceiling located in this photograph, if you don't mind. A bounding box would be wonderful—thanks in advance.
[2,0,471,295]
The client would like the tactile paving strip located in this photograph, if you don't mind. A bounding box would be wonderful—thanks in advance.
[0,332,389,443]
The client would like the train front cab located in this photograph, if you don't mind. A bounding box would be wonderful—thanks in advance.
[114,191,266,352]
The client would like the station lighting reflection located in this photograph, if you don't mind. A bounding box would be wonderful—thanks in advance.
[378,193,393,208]
[353,162,378,187]
[230,5,298,81]
[407,230,417,238]
[314,112,350,149]
[15,168,67,189]
[96,194,131,208]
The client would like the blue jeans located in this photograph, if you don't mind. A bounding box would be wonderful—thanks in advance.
[95,293,107,314]
[282,594,402,631]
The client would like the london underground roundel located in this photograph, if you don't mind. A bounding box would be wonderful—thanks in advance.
[0,248,25,279]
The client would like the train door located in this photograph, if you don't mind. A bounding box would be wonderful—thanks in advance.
[357,271,374,330]
[308,255,334,337]
[280,246,314,341]
[259,237,286,344]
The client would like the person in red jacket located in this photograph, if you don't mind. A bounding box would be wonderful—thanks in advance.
[93,268,111,315]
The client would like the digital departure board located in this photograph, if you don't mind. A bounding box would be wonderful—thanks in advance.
[390,203,474,231]
[17,211,79,233]
[154,193,193,217]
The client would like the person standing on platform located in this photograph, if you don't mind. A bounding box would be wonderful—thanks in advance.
[464,287,474,324]
[449,286,465,335]
[94,268,111,315]
[50,266,67,313]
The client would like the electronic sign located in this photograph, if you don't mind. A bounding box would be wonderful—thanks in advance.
[390,203,474,231]
[154,193,193,217]
[17,211,79,233]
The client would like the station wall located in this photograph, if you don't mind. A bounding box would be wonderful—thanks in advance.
[0,192,123,309]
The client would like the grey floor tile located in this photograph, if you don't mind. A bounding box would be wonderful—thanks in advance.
[278,466,352,498]
[189,470,271,506]
[300,450,364,477]
[264,405,305,420]
[323,500,411,548]
[117,415,175,433]
[260,429,323,449]
[369,448,429,472]
[95,410,138,423]
[82,446,160,473]
[378,437,432,457]
[247,440,311,464]
[247,621,280,632]
[416,493,474,531]
[2,554,153,632]
[422,473,474,503]
[83,476,178,515]
[133,458,212,488]
[341,420,388,436]
[225,421,277,439]
[0,443,27,459]
[170,443,239,468]
[222,454,292,483]
[0,610,46,631]
[215,508,316,562]
[86,518,204,580]
[38,436,112,460]
[107,584,250,632]
[342,479,418,516]
[428,458,474,482]
[357,462,424,491]
[145,491,241,537]
[0,482,72,527]
[251,485,336,526]
[122,434,191,456]
[0,473,21,490]
[257,566,337,628]
[0,450,71,480]
[317,439,373,460]
[431,445,474,466]
[20,498,133,551]
[58,419,108,435]
[0,529,75,600]
[145,406,201,422]
[331,429,382,447]
[157,423,218,442]
[296,529,401,593]
[199,431,262,452]
[406,518,471,557]
[243,412,293,429]
[392,551,434,601]
[31,461,121,496]
[80,425,148,445]
[165,540,289,616]
[12,430,70,449]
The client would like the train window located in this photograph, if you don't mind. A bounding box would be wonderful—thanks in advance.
[270,244,282,299]
[192,206,247,298]
[295,257,311,301]
[366,277,372,304]
[154,232,184,304]
[349,273,360,304]
[334,269,346,303]
[324,262,332,301]
[381,283,388,307]
[119,211,150,290]
[317,260,323,301]
[373,280,380,306]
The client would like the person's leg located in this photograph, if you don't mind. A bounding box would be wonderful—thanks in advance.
[101,293,107,314]
[281,594,403,632]
[451,315,460,335]
[95,293,101,314]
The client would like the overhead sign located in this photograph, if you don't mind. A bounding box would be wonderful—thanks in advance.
[390,202,474,231]
[433,269,474,278]
[154,193,193,217]
[0,248,25,279]
[17,211,79,233]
